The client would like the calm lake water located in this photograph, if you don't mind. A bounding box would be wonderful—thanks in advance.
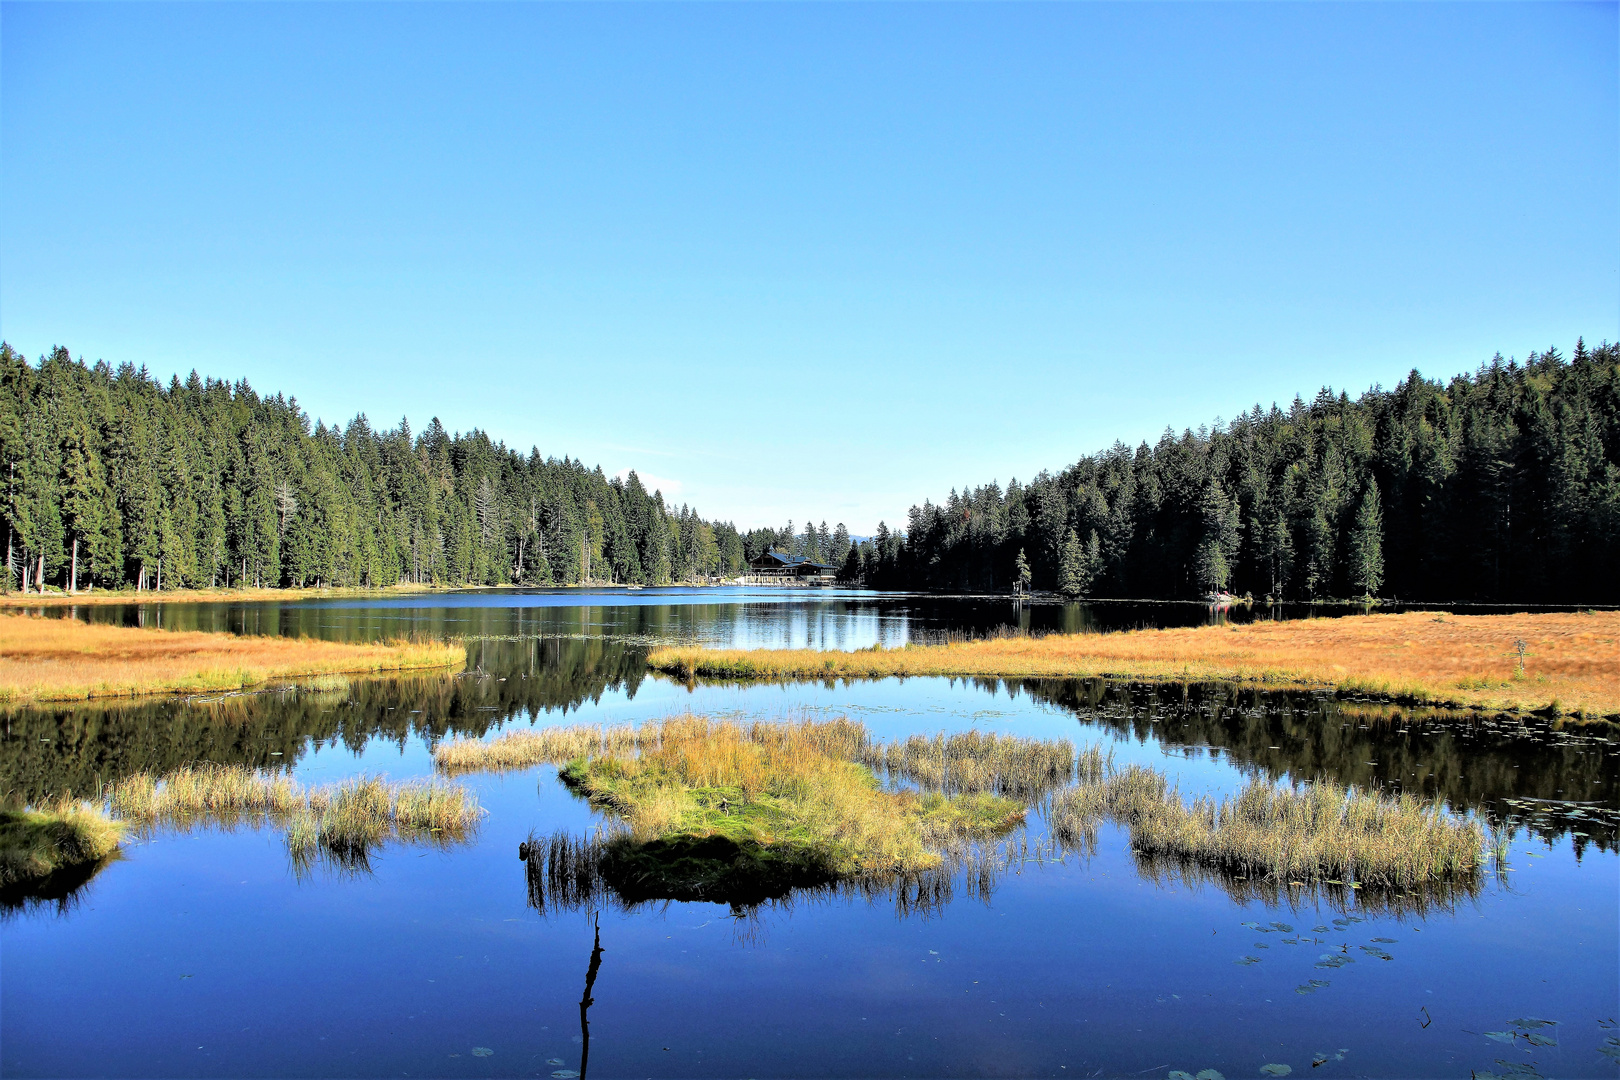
[4,589,1617,1079]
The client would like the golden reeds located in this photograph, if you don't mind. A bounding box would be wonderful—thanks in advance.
[648,610,1620,717]
[1051,769,1484,888]
[109,764,482,864]
[0,800,125,889]
[0,613,465,703]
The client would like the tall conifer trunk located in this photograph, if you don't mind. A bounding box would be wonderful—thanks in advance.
[70,538,78,594]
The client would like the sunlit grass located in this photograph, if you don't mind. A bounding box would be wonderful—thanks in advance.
[1051,767,1484,888]
[0,613,464,702]
[109,764,482,865]
[0,800,125,891]
[648,610,1620,718]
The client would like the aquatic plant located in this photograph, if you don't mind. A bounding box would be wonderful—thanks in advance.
[556,716,1028,878]
[1051,770,1484,888]
[0,800,125,903]
[109,764,482,865]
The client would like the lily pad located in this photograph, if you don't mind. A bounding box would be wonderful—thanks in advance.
[1169,1072,1196,1080]
[551,1072,580,1079]
[1269,922,1294,932]
[1508,1017,1557,1030]
[1370,937,1397,943]
[1253,943,1271,949]
[1483,1031,1517,1044]
[1358,946,1393,961]
[471,1047,493,1058]
[1311,925,1330,934]
[1195,1071,1225,1080]
[546,1059,564,1066]
[1260,1065,1292,1077]
[1597,1036,1620,1062]
[1235,956,1262,966]
[1240,921,1260,930]
[1521,1032,1556,1047]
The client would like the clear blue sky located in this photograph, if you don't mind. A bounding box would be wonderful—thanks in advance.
[3,3,1615,534]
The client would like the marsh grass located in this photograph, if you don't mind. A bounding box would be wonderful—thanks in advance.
[0,800,125,905]
[0,614,465,703]
[555,717,1030,879]
[648,610,1620,718]
[0,801,124,881]
[109,764,481,866]
[1051,768,1484,888]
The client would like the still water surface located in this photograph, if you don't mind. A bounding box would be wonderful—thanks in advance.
[4,590,1616,1079]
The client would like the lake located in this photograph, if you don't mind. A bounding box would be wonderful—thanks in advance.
[3,589,1616,1079]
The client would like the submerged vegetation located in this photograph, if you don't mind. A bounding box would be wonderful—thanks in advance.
[110,764,482,867]
[0,800,125,907]
[0,613,465,702]
[648,610,1620,718]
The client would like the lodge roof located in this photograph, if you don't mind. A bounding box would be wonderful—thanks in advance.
[750,550,838,571]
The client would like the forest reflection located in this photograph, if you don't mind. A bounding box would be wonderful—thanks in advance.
[3,640,1612,855]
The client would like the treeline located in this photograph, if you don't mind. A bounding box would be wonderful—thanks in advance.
[1,345,760,591]
[848,341,1620,603]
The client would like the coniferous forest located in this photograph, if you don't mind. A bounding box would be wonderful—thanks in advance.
[0,345,777,591]
[4,340,1617,603]
[847,340,1619,604]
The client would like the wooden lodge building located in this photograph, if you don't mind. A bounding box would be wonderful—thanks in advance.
[744,550,839,586]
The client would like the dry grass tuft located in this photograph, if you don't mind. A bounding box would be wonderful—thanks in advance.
[109,764,482,864]
[1051,769,1483,888]
[0,800,125,889]
[648,610,1620,717]
[0,614,464,702]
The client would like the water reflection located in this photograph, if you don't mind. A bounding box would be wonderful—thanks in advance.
[5,661,1612,852]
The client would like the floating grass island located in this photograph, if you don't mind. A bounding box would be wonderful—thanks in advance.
[0,613,465,703]
[441,715,1488,909]
[647,610,1620,719]
[0,801,125,908]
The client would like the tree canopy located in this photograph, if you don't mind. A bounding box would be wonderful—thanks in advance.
[843,341,1619,603]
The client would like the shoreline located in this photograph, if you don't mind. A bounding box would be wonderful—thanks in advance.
[0,614,465,704]
[648,610,1620,720]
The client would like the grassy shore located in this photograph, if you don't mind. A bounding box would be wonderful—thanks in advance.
[0,801,125,897]
[0,614,465,702]
[648,610,1620,718]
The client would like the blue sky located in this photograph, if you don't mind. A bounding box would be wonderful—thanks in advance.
[2,3,1615,534]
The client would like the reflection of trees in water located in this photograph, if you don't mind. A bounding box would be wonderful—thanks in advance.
[0,637,649,803]
[1005,677,1617,853]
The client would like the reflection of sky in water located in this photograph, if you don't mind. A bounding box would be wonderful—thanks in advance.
[5,594,1618,1079]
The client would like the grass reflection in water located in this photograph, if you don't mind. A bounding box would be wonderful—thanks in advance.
[471,715,1487,916]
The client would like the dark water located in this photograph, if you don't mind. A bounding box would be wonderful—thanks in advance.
[4,590,1617,1079]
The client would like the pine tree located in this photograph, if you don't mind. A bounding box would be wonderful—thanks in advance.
[1347,479,1384,598]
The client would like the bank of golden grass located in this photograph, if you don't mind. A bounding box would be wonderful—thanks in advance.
[0,800,125,890]
[649,610,1620,718]
[1052,766,1483,888]
[0,613,464,703]
[109,764,482,862]
[436,715,1088,799]
[560,717,1029,875]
